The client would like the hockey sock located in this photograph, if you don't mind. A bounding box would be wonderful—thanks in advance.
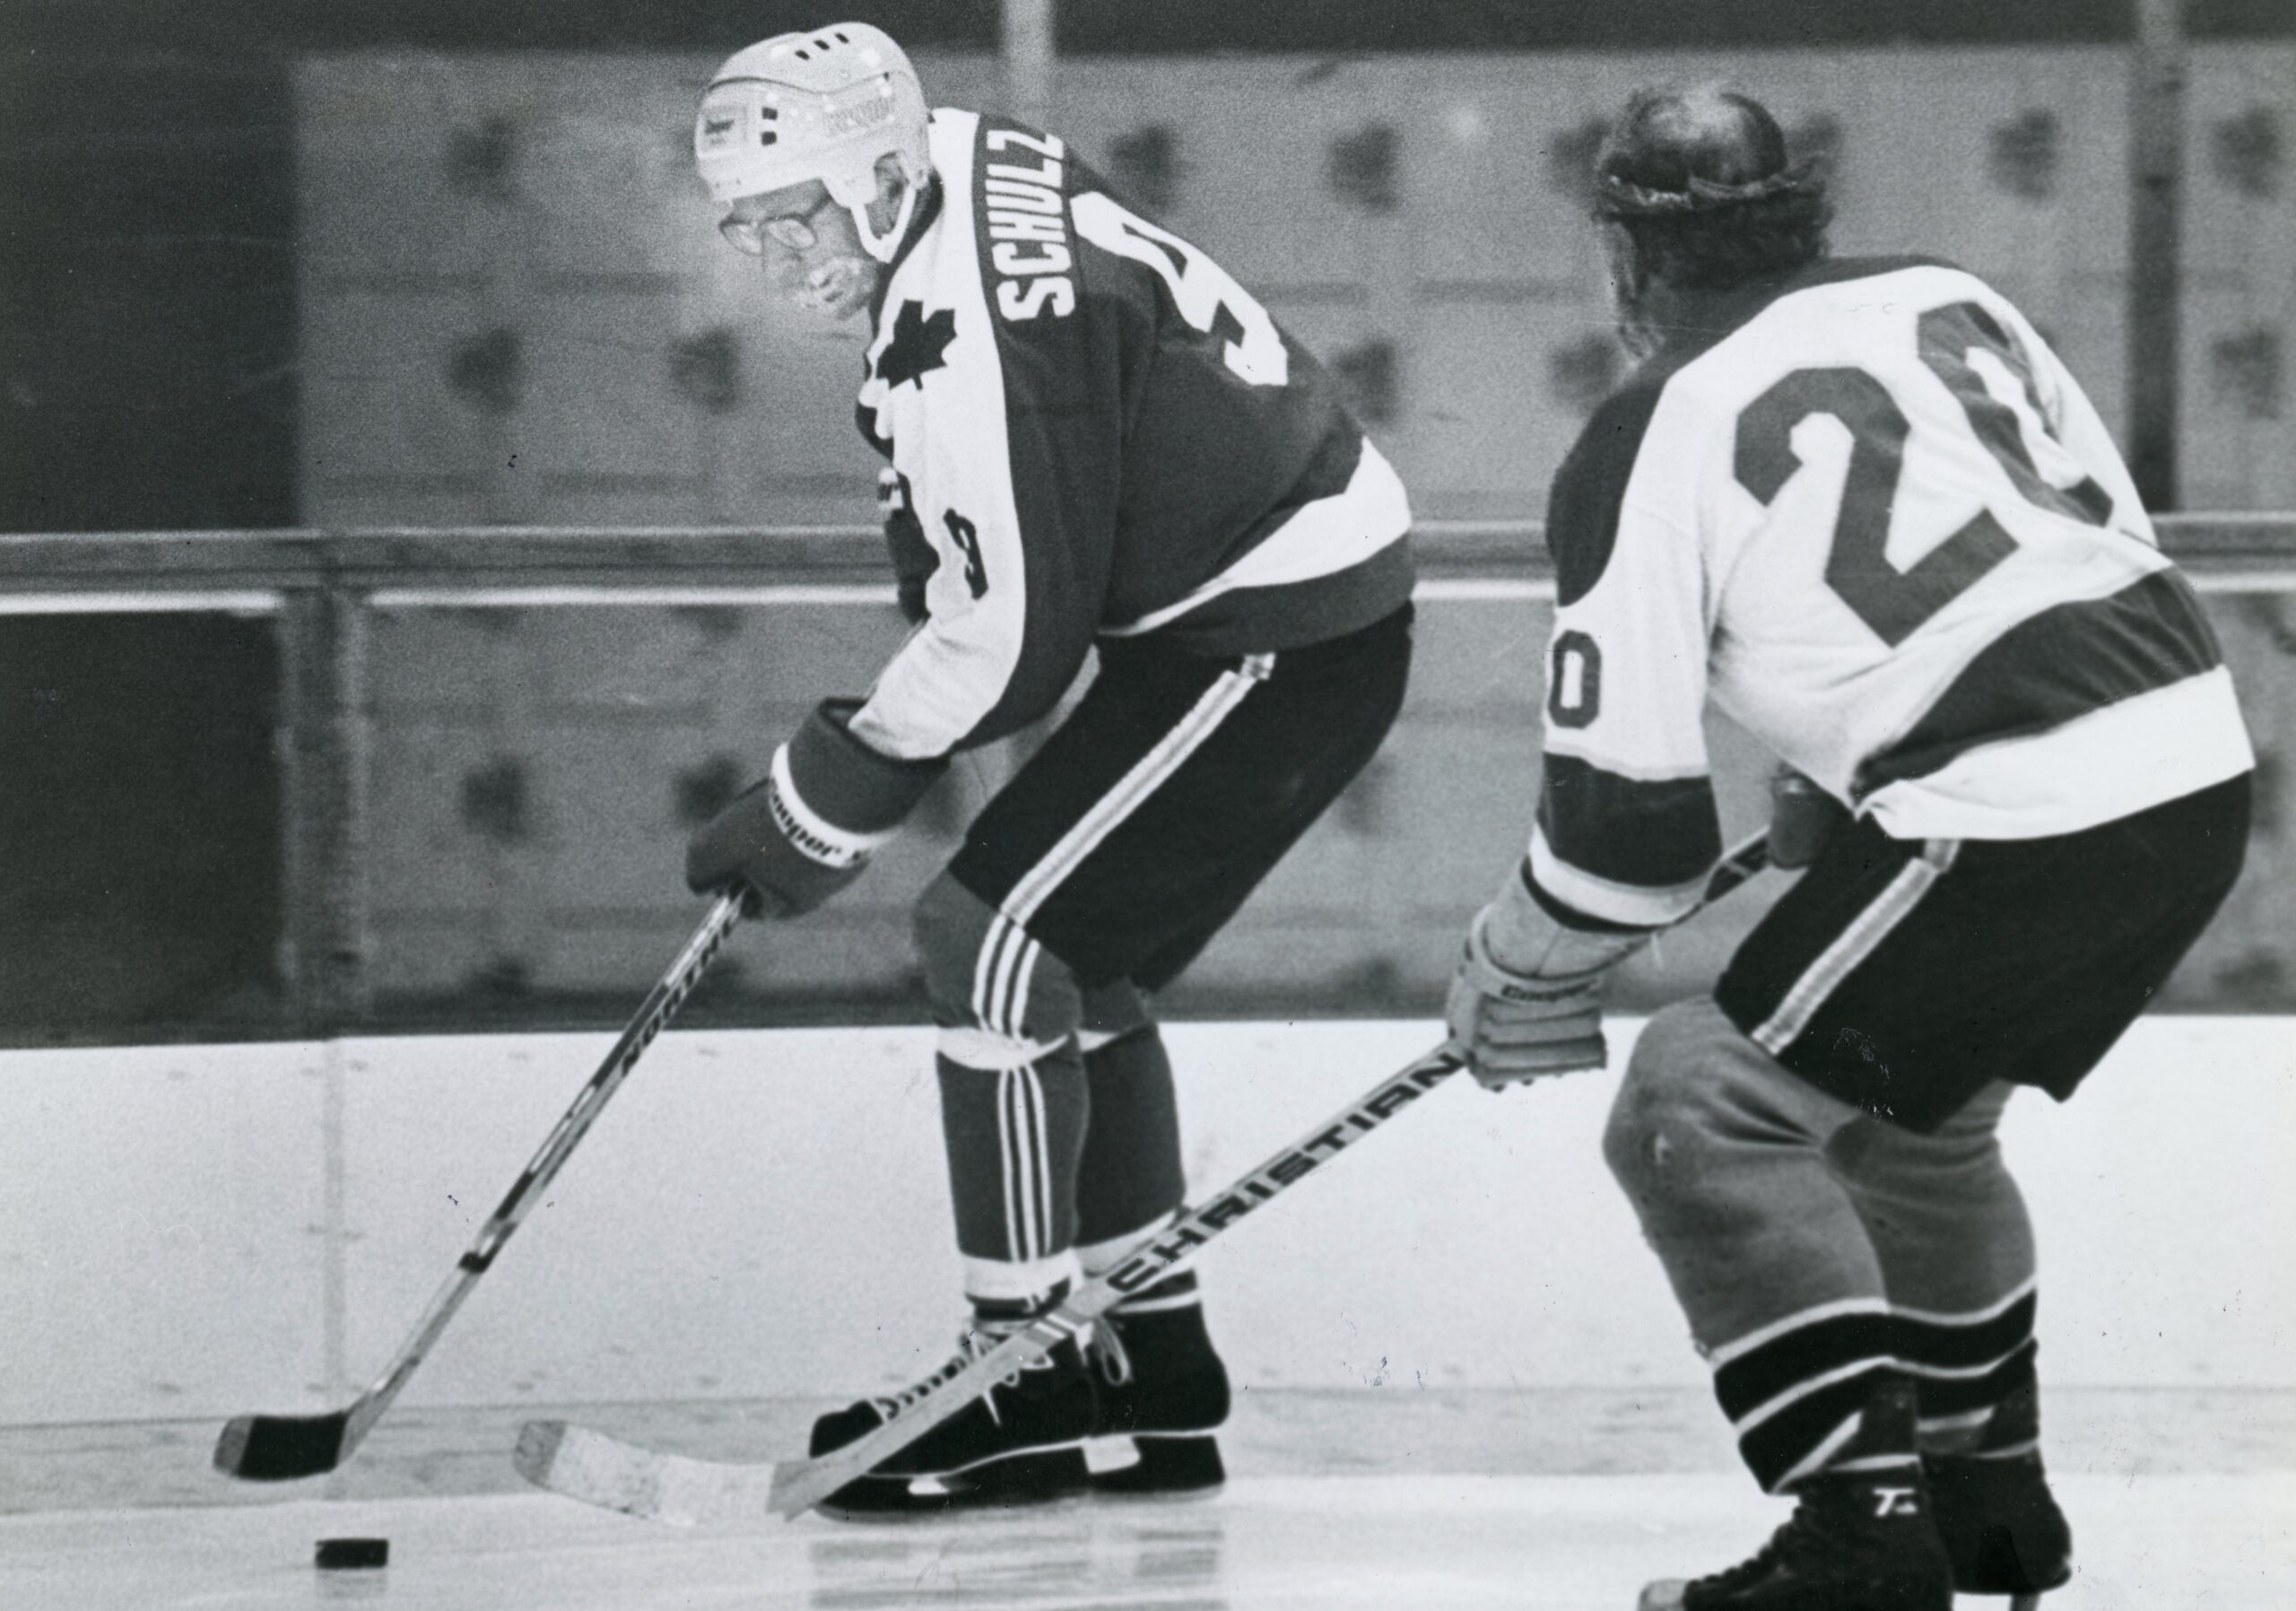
[1902,1288,2040,1455]
[1825,1080,2040,1453]
[935,1041,1089,1309]
[1079,1215,1205,1319]
[1074,1020,1188,1250]
[970,1280,1072,1336]
[1605,1001,1894,1489]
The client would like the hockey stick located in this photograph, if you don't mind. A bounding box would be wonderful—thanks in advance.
[517,831,1773,1524]
[213,891,747,1482]
[517,1041,1467,1524]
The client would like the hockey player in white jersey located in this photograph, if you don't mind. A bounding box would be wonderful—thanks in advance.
[682,24,1415,1515]
[1445,86,2253,1610]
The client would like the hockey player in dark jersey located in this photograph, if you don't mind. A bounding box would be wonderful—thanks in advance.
[683,24,1415,1516]
[1445,86,2253,1610]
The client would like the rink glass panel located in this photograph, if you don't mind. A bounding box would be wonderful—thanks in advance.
[9,535,2287,1044]
[344,575,2296,1031]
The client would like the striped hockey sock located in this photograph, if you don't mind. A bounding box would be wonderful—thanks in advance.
[1900,1281,2040,1455]
[1710,1300,1914,1492]
[936,1043,1088,1309]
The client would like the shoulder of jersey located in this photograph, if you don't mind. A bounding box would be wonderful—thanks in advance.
[959,110,1103,327]
[1697,252,1965,336]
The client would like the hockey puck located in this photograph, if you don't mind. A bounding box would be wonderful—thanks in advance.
[314,1537,389,1571]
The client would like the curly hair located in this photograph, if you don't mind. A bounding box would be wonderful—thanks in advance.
[1595,85,1833,291]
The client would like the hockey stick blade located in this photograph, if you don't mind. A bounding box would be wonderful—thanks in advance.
[515,1420,777,1528]
[213,1410,348,1484]
[213,892,744,1482]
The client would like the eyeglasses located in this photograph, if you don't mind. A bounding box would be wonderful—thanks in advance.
[718,193,836,255]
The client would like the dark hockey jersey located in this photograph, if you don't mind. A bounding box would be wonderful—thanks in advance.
[841,109,1414,765]
[1533,257,2252,927]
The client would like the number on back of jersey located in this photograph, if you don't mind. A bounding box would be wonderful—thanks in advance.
[1072,192,1290,388]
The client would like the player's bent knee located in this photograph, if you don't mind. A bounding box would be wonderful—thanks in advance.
[1605,1000,1705,1193]
[1604,998,1805,1200]
[1078,978,1152,1052]
[912,871,1084,1060]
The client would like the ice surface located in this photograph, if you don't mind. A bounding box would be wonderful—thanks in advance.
[3,1472,2289,1610]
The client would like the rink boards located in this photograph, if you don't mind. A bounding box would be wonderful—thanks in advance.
[3,1016,2290,1427]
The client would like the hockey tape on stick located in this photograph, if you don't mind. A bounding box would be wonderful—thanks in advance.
[213,892,746,1483]
[518,832,1772,1523]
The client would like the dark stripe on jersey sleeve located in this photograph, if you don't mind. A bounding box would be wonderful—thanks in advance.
[1522,860,1651,935]
[960,116,1126,749]
[1893,1293,2036,1372]
[1544,381,1666,608]
[1713,1311,1897,1422]
[1536,753,1724,891]
[1855,568,2223,798]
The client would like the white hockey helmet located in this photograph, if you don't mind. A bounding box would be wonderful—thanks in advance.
[694,22,932,258]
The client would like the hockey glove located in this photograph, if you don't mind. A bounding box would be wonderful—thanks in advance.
[879,466,935,624]
[1446,864,1651,1088]
[1768,765,1850,870]
[684,700,945,917]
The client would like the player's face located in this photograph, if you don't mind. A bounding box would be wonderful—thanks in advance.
[719,181,881,321]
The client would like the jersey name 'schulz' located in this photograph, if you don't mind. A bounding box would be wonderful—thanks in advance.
[982,128,1075,322]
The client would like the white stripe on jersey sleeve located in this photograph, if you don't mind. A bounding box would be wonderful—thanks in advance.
[848,109,1036,762]
[1864,666,2252,841]
[1528,823,1711,928]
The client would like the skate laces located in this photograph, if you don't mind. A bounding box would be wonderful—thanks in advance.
[870,1328,1031,1420]
[1692,1485,1863,1594]
[1088,1317,1135,1387]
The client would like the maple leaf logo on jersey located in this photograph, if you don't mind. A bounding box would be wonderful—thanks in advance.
[874,300,957,391]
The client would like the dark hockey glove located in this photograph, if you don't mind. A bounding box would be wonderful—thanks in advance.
[1768,766,1850,870]
[879,466,935,624]
[684,700,945,917]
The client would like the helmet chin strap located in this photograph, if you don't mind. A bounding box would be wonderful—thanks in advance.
[849,178,919,265]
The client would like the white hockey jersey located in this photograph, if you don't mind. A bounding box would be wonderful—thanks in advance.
[1532,257,2253,928]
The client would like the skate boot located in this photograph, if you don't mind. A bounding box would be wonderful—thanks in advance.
[1924,1385,2073,1603]
[1639,1383,1952,1611]
[806,1326,1098,1520]
[1085,1276,1230,1496]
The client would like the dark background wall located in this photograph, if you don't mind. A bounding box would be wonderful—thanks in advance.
[0,614,281,1031]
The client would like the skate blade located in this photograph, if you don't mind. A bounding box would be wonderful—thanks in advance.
[815,1449,1091,1524]
[1083,1434,1226,1502]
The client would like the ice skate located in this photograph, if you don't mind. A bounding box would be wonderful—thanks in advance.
[805,1328,1098,1520]
[1925,1387,2073,1601]
[1085,1281,1231,1497]
[1639,1383,1952,1611]
[1636,1467,1953,1611]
